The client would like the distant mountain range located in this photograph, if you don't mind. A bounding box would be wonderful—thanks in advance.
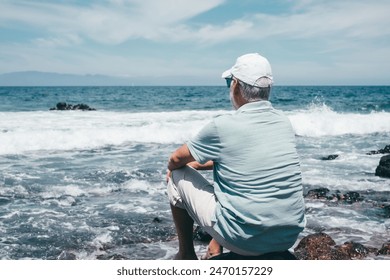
[0,71,137,86]
[0,71,217,86]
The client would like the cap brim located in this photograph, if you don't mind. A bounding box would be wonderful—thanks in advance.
[221,69,232,79]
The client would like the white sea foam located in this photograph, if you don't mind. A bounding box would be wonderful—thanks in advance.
[0,110,227,155]
[1,107,390,154]
[40,185,87,198]
[302,174,390,192]
[288,104,390,137]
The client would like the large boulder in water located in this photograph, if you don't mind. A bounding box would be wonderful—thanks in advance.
[375,155,390,178]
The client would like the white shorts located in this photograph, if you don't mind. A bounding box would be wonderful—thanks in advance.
[167,166,258,256]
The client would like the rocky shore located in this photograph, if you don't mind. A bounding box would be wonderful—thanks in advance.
[294,232,390,260]
[193,227,390,260]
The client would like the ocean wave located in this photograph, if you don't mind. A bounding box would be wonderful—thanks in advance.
[1,106,390,154]
[0,110,228,155]
[288,104,390,137]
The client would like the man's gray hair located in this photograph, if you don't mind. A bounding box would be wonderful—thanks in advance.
[237,77,272,101]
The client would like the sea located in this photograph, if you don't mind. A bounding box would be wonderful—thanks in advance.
[0,86,389,260]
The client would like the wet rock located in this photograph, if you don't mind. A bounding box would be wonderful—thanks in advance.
[337,191,363,204]
[305,188,330,199]
[377,242,390,255]
[294,232,350,260]
[382,204,390,218]
[366,145,390,155]
[375,155,390,178]
[321,154,339,160]
[152,217,162,223]
[72,103,93,110]
[336,241,370,259]
[54,102,68,110]
[305,188,364,204]
[50,102,96,111]
[294,233,383,260]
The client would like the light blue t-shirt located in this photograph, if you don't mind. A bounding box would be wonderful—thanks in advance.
[187,101,306,254]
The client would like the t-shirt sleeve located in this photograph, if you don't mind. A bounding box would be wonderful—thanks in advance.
[186,120,221,164]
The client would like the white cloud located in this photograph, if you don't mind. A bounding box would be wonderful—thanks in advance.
[33,34,83,48]
[183,0,390,44]
[0,0,226,44]
[0,0,389,84]
[1,0,388,46]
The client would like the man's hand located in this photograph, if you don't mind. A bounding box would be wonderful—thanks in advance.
[187,160,214,170]
[166,169,171,183]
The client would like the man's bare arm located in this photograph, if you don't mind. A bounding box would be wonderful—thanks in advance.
[167,144,196,171]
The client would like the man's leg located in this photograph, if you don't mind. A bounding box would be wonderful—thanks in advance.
[167,166,216,260]
[168,166,259,259]
[170,204,198,260]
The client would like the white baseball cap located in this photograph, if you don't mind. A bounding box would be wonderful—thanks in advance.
[222,53,273,87]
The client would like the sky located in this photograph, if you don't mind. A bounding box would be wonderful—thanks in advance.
[0,0,389,85]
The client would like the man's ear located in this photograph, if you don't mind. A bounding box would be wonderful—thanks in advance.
[232,80,242,98]
[231,79,239,95]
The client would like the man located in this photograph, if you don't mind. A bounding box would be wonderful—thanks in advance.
[167,53,306,260]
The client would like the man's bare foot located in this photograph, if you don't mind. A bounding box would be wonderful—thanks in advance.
[201,238,223,260]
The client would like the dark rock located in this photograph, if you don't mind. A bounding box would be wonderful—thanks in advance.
[294,233,383,260]
[382,204,390,218]
[366,145,390,155]
[321,154,339,160]
[336,241,370,259]
[377,242,390,255]
[152,217,162,223]
[338,191,363,204]
[72,103,95,110]
[50,102,96,111]
[305,189,364,204]
[294,232,350,260]
[210,250,296,260]
[375,155,390,178]
[56,102,68,110]
[305,188,330,199]
[204,232,385,260]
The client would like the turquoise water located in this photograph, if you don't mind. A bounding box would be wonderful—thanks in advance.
[0,86,389,259]
[0,86,389,112]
